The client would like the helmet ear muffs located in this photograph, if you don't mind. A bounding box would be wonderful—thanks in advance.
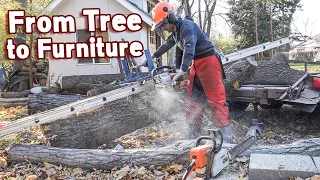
[167,12,178,24]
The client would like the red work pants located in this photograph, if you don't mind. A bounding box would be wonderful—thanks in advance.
[186,55,230,127]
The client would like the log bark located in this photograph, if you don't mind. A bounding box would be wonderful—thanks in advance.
[224,138,320,157]
[48,86,62,94]
[73,82,118,95]
[0,90,30,98]
[0,98,27,107]
[7,138,320,170]
[27,93,87,114]
[223,57,258,94]
[243,52,305,85]
[61,74,125,94]
[18,80,29,92]
[87,84,118,97]
[41,91,176,149]
[7,140,195,170]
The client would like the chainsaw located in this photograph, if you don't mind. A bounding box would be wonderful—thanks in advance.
[150,66,187,90]
[182,129,256,180]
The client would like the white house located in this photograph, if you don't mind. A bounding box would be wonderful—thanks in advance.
[45,0,166,85]
[289,34,320,62]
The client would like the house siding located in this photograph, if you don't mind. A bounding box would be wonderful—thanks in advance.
[48,0,150,86]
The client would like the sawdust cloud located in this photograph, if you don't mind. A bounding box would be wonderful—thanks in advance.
[132,88,247,142]
[133,88,191,139]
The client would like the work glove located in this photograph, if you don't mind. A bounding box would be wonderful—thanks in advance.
[172,69,188,86]
[151,55,161,65]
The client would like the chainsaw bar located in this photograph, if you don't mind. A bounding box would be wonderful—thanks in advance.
[228,136,256,160]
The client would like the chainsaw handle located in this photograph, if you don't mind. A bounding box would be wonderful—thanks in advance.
[216,130,223,152]
[151,66,176,78]
[208,129,223,152]
[196,136,217,149]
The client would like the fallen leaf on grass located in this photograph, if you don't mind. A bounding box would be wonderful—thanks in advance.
[0,157,7,167]
[25,175,38,180]
[311,175,320,180]
[166,164,184,174]
[135,166,148,176]
[115,165,130,180]
[295,177,304,180]
[238,167,246,180]
[73,167,83,176]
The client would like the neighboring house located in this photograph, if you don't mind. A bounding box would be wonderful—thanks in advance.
[289,34,320,62]
[45,0,165,86]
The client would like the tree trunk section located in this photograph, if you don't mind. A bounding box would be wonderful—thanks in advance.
[61,74,125,94]
[18,80,29,92]
[0,98,27,107]
[223,57,258,94]
[243,53,305,85]
[0,90,30,98]
[7,138,320,170]
[87,84,118,97]
[71,82,118,95]
[74,83,106,95]
[42,91,174,149]
[223,138,320,157]
[7,140,195,170]
[27,93,87,114]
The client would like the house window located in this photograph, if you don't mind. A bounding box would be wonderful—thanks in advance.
[147,1,155,14]
[76,29,110,64]
[149,30,156,45]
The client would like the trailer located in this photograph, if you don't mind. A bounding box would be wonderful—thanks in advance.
[228,73,320,112]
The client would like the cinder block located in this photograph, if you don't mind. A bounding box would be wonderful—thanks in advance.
[249,154,318,180]
[312,157,320,170]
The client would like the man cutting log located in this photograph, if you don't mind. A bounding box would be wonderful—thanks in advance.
[135,2,232,142]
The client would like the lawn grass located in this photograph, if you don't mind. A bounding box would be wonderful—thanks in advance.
[289,63,320,73]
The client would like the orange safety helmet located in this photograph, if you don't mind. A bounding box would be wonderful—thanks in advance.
[151,1,174,31]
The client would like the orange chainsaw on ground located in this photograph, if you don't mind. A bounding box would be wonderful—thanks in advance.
[182,129,255,180]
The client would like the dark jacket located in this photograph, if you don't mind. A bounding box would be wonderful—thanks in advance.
[153,18,215,72]
[174,16,226,79]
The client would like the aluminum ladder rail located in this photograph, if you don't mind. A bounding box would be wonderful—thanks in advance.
[221,37,293,65]
[0,82,153,137]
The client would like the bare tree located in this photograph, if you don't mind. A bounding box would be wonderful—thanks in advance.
[203,0,217,36]
[175,0,218,37]
[198,0,202,29]
[185,0,195,16]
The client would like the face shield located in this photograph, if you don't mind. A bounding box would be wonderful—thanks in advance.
[155,26,166,40]
[151,8,168,40]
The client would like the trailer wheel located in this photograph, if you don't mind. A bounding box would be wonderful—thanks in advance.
[227,102,249,111]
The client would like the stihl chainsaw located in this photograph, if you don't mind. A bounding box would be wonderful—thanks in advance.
[150,66,187,90]
[182,129,256,180]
